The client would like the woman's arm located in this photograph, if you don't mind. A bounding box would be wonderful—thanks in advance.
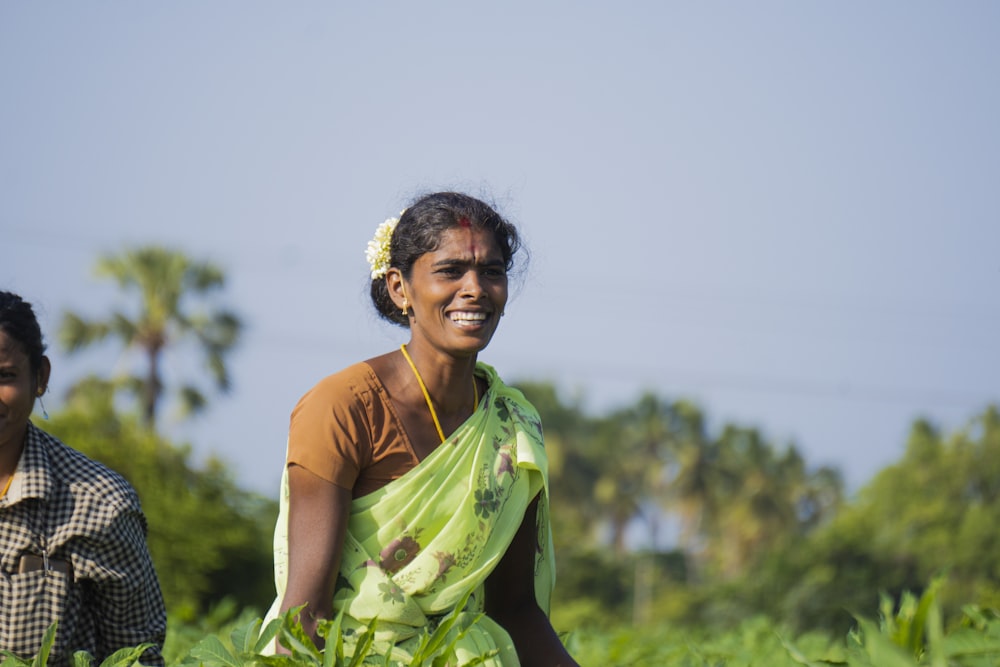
[277,463,353,650]
[485,496,580,667]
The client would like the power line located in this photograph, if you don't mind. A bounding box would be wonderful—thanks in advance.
[499,353,996,412]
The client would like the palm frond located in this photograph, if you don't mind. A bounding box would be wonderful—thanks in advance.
[58,312,111,352]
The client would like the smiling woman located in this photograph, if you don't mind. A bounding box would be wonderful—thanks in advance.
[264,192,579,666]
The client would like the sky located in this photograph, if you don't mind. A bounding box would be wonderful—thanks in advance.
[3,2,998,499]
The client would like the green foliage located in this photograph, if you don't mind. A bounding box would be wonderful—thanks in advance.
[516,381,843,571]
[0,621,58,667]
[185,614,283,667]
[0,622,155,667]
[14,590,1000,666]
[564,585,1000,666]
[45,404,277,618]
[163,600,262,664]
[739,406,1000,634]
[518,380,852,633]
[839,582,1000,667]
[175,599,495,667]
[520,378,1000,640]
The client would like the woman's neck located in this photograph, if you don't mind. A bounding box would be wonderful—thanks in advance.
[399,343,478,416]
[0,423,27,478]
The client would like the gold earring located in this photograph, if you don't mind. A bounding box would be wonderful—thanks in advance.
[402,300,408,317]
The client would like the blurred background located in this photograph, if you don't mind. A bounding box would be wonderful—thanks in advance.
[3,3,999,662]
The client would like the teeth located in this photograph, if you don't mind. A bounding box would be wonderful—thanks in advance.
[451,312,486,322]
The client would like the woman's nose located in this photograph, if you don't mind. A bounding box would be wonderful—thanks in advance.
[459,270,485,297]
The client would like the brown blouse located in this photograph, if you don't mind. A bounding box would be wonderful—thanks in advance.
[286,362,419,498]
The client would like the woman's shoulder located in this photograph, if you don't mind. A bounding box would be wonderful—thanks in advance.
[292,360,387,418]
[479,363,543,421]
[477,362,526,402]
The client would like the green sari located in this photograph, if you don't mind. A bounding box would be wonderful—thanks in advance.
[266,364,555,666]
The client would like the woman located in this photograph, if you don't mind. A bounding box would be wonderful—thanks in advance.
[0,291,166,666]
[267,193,579,666]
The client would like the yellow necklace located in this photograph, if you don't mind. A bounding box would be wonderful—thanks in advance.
[1,473,14,499]
[400,344,478,444]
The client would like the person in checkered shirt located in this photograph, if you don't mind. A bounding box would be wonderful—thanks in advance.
[0,291,166,666]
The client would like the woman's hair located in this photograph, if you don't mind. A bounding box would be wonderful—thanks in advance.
[0,291,47,373]
[370,192,523,327]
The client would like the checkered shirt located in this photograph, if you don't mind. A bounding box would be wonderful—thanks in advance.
[0,422,166,666]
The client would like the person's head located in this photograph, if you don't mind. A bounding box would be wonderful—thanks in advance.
[368,192,523,358]
[0,291,51,449]
[0,291,48,377]
[370,192,522,327]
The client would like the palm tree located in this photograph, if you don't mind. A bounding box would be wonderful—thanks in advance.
[592,412,644,555]
[592,393,677,556]
[59,246,242,428]
[703,426,844,578]
[666,401,723,570]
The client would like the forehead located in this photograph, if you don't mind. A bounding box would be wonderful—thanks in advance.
[429,226,503,259]
[0,330,28,364]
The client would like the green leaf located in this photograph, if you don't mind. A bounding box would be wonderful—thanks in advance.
[273,605,320,663]
[276,609,322,667]
[1,652,33,667]
[449,650,499,667]
[777,636,827,667]
[924,594,946,667]
[941,628,1000,659]
[70,652,94,667]
[429,612,487,667]
[345,622,377,667]
[907,578,944,657]
[189,636,241,667]
[231,618,263,655]
[97,645,155,667]
[278,630,321,665]
[256,656,300,667]
[253,618,284,656]
[854,618,919,667]
[319,611,345,667]
[31,622,58,667]
[410,589,474,662]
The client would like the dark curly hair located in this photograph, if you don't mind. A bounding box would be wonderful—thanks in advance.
[370,192,523,327]
[0,291,47,373]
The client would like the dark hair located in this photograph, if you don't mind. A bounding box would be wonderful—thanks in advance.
[370,192,523,327]
[0,291,47,373]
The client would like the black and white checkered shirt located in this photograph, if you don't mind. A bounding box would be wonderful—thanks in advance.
[0,422,166,666]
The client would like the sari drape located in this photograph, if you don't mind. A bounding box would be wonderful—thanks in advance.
[265,364,555,666]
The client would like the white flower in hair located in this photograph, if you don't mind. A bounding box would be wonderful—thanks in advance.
[366,214,402,279]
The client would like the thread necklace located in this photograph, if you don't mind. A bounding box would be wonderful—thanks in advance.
[400,344,478,444]
[1,472,14,499]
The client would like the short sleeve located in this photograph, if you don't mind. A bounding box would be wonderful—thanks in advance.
[286,364,374,490]
[90,505,167,665]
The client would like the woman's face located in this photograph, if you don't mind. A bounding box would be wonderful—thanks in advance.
[0,329,44,454]
[399,225,509,359]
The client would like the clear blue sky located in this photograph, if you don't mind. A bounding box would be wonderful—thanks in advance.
[3,3,998,497]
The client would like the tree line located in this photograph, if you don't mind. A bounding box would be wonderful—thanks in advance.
[44,245,1000,638]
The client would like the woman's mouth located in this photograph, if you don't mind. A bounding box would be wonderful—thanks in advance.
[450,311,488,326]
